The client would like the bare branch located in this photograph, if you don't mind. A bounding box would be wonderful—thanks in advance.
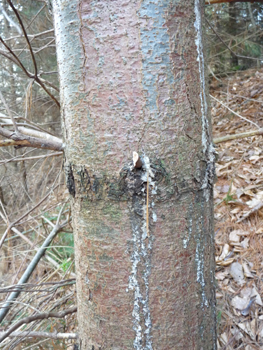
[0,91,18,133]
[0,36,32,78]
[0,331,77,340]
[205,17,261,62]
[0,209,34,247]
[0,4,21,34]
[210,94,260,129]
[0,184,59,251]
[0,113,59,137]
[0,152,62,164]
[36,76,59,92]
[214,129,263,144]
[25,4,46,31]
[0,204,69,324]
[7,0,38,76]
[0,38,60,107]
[0,125,64,151]
[0,306,77,343]
[4,29,54,42]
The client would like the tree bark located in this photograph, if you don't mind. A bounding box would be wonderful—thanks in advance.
[205,0,263,4]
[53,0,217,349]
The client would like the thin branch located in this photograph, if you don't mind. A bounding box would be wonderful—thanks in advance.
[210,94,260,129]
[214,129,263,144]
[0,184,59,251]
[0,152,62,164]
[17,126,62,144]
[0,49,20,67]
[0,210,33,248]
[7,0,38,76]
[4,29,54,42]
[36,76,59,92]
[0,36,31,77]
[0,204,69,323]
[205,17,261,62]
[25,4,46,31]
[0,125,64,151]
[0,279,75,294]
[34,38,55,54]
[0,331,77,340]
[0,41,60,107]
[0,306,77,343]
[0,4,21,34]
[35,77,60,107]
[0,91,18,133]
[0,113,59,137]
[218,91,263,104]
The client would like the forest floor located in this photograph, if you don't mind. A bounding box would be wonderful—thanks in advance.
[211,67,263,349]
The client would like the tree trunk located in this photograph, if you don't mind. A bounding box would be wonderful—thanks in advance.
[53,0,217,349]
[205,0,263,4]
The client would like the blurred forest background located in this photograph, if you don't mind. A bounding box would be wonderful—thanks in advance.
[0,0,263,349]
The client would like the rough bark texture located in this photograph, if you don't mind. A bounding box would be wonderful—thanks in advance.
[205,0,262,4]
[53,0,217,349]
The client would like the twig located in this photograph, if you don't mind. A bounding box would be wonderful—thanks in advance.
[0,152,62,164]
[237,202,263,223]
[7,0,38,76]
[25,4,46,31]
[0,91,18,133]
[0,4,21,34]
[214,129,263,144]
[0,210,33,248]
[0,36,31,78]
[205,16,262,62]
[0,113,59,136]
[0,184,59,250]
[0,279,75,294]
[0,306,77,343]
[0,205,68,323]
[0,125,64,151]
[0,331,77,340]
[0,39,60,107]
[218,91,263,104]
[210,94,260,129]
[4,29,54,42]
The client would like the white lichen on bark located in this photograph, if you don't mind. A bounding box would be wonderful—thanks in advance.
[194,0,215,202]
[194,0,208,154]
[127,155,156,350]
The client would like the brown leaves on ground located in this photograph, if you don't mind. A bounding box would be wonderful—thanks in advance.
[212,68,263,349]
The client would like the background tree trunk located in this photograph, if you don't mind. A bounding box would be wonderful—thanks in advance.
[228,3,239,68]
[53,0,217,349]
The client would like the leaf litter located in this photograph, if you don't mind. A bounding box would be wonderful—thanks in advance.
[212,68,263,349]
